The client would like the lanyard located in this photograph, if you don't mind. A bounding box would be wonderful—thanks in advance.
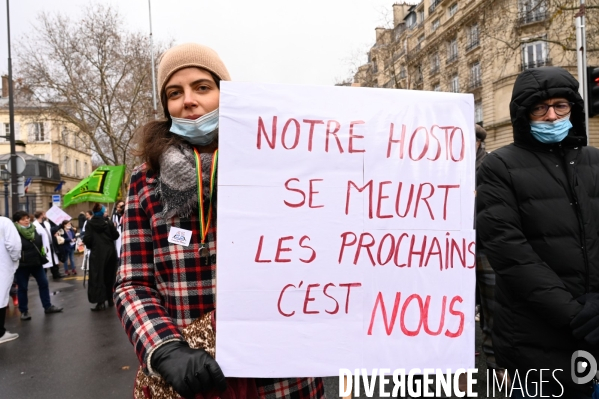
[193,148,218,255]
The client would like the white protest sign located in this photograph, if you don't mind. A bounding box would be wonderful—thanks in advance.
[217,82,476,377]
[46,204,71,225]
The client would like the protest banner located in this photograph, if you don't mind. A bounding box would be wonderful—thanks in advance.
[216,82,476,377]
[46,204,72,225]
[63,165,125,208]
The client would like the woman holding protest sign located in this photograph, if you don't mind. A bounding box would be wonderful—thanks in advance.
[114,43,325,399]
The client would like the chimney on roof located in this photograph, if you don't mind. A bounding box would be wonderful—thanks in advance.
[1,75,8,98]
[375,27,386,43]
[392,3,411,27]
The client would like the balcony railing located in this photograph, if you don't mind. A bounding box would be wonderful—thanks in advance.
[520,58,552,71]
[465,39,480,52]
[468,77,482,90]
[517,11,548,26]
[446,53,458,65]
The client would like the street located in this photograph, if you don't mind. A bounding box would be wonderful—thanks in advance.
[0,253,138,398]
[0,253,503,399]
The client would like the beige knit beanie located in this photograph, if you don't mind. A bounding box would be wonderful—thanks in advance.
[157,43,231,108]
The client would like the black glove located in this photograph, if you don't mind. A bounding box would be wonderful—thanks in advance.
[151,341,227,398]
[571,294,599,347]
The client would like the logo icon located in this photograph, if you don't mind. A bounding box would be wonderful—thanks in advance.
[571,350,598,384]
[173,231,186,243]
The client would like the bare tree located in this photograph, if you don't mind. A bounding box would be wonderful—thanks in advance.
[16,3,163,179]
[479,0,599,79]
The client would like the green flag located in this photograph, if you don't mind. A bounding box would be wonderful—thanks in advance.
[63,165,125,208]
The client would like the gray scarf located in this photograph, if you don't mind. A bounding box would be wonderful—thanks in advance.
[156,143,216,219]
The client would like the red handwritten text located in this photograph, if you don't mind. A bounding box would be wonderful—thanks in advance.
[338,231,475,270]
[367,291,464,337]
[346,180,460,221]
[257,116,366,154]
[277,281,362,317]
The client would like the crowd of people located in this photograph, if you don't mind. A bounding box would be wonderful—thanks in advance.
[0,40,597,399]
[0,202,123,345]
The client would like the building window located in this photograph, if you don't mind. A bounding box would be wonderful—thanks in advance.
[418,34,425,43]
[432,18,440,31]
[418,10,424,24]
[475,100,483,124]
[84,162,89,177]
[519,0,547,24]
[415,65,423,84]
[433,83,441,92]
[30,123,46,142]
[1,123,8,142]
[447,37,458,63]
[467,24,479,51]
[75,159,80,177]
[431,52,440,74]
[61,127,68,146]
[399,67,406,79]
[64,156,69,175]
[448,3,458,17]
[470,61,482,89]
[75,134,85,151]
[450,74,460,93]
[46,165,53,178]
[521,40,549,70]
[406,13,417,29]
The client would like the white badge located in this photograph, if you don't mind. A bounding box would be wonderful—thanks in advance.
[167,227,192,247]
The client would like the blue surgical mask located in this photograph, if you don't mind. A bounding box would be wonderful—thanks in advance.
[530,115,572,144]
[170,109,219,146]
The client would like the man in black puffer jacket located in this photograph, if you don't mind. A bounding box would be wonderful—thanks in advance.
[477,67,599,398]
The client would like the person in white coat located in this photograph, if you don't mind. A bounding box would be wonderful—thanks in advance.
[111,201,124,258]
[0,216,21,345]
[33,211,59,271]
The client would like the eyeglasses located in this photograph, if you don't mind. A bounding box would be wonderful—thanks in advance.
[529,102,573,117]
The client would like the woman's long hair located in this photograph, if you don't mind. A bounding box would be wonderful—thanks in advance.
[133,120,185,173]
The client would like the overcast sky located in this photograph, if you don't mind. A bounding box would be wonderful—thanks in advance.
[0,0,418,86]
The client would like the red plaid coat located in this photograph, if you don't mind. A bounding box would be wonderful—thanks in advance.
[114,164,325,399]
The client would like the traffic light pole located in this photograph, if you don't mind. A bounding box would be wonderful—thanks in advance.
[5,0,19,216]
[148,0,158,120]
[575,0,589,141]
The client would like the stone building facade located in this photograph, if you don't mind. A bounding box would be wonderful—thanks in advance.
[0,77,93,218]
[353,0,599,151]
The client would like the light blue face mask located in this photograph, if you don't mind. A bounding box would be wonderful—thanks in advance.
[170,108,219,146]
[530,115,572,144]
